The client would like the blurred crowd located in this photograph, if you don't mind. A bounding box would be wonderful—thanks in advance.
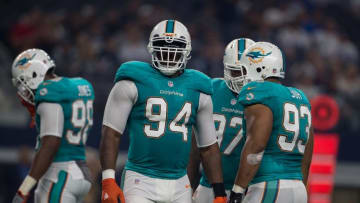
[0,0,359,136]
[0,0,360,202]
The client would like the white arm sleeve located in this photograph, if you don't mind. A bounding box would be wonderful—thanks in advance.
[37,102,64,138]
[102,80,138,134]
[194,93,217,148]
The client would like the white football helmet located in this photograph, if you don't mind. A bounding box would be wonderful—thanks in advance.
[239,41,285,86]
[147,20,191,76]
[12,49,55,104]
[223,38,255,93]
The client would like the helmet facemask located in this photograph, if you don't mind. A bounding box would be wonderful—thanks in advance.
[224,64,248,94]
[149,35,191,76]
[12,75,36,105]
[223,38,256,93]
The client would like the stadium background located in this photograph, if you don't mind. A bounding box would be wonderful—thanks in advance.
[0,0,359,202]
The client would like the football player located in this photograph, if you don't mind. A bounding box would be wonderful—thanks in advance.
[228,42,313,203]
[99,20,227,203]
[187,38,255,202]
[11,49,94,203]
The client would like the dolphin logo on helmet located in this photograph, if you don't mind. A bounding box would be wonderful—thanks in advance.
[246,47,272,63]
[15,53,37,70]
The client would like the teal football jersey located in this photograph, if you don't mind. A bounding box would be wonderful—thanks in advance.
[238,81,311,184]
[35,77,95,162]
[200,78,246,190]
[114,61,213,179]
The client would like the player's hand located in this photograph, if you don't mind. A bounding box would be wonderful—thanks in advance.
[228,191,243,203]
[12,191,29,203]
[17,94,36,128]
[102,178,125,203]
[213,196,227,203]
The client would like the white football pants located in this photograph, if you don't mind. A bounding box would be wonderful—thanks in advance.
[192,184,231,203]
[243,179,307,203]
[122,170,192,203]
[34,170,91,203]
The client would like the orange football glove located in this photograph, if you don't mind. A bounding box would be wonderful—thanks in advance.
[102,178,125,203]
[213,196,227,203]
[17,94,36,128]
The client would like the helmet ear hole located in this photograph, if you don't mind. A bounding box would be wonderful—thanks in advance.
[32,72,37,78]
[256,67,262,73]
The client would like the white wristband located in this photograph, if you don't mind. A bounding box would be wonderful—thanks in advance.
[102,169,115,180]
[19,175,37,195]
[232,184,245,194]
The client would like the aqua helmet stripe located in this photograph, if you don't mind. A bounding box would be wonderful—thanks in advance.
[280,49,286,72]
[165,20,175,33]
[238,39,246,61]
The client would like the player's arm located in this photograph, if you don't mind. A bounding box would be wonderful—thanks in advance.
[100,126,121,174]
[195,93,226,203]
[302,126,314,186]
[230,104,273,202]
[99,80,137,203]
[187,130,201,191]
[13,103,63,203]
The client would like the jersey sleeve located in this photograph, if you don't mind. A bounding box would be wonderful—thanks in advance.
[114,62,133,83]
[35,79,77,105]
[297,88,311,110]
[37,102,64,138]
[194,92,217,148]
[238,81,273,108]
[102,80,138,134]
[114,61,150,83]
[35,83,65,104]
[187,69,213,95]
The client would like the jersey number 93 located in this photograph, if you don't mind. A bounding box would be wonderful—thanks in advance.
[278,103,311,154]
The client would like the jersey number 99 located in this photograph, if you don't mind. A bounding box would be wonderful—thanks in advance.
[66,100,93,145]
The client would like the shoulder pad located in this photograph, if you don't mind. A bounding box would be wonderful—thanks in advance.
[211,78,225,86]
[185,69,213,95]
[35,77,92,105]
[74,77,95,100]
[238,81,274,106]
[289,87,311,109]
[114,61,154,83]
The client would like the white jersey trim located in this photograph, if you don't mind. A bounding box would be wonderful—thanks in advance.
[37,102,64,138]
[194,93,217,148]
[102,80,138,134]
